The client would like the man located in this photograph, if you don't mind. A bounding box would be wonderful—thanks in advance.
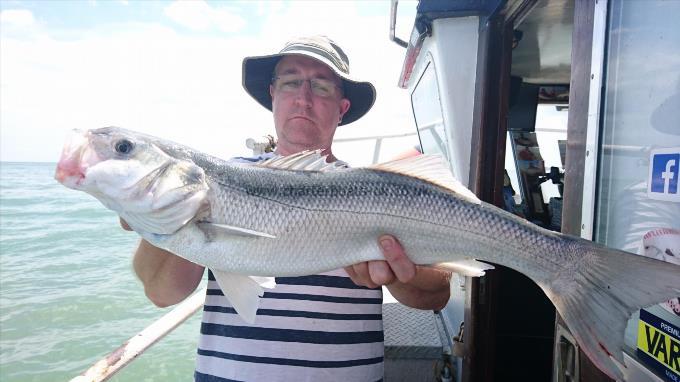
[127,35,451,381]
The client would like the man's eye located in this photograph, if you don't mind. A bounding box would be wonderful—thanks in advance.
[114,139,134,154]
[311,82,332,95]
[282,80,302,88]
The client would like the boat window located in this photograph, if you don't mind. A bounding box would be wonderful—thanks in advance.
[505,103,567,228]
[411,61,449,161]
[534,105,568,202]
[592,0,680,357]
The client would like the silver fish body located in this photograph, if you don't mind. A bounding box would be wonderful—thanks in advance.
[55,127,680,381]
[165,163,562,282]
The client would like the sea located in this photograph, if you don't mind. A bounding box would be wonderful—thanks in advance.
[0,162,204,381]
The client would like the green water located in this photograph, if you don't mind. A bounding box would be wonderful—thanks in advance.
[0,162,203,381]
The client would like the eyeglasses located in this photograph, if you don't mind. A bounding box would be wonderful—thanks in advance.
[273,74,342,98]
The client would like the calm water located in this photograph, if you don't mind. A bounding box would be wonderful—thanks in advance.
[0,162,203,381]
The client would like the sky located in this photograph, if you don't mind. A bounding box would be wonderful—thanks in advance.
[0,0,420,165]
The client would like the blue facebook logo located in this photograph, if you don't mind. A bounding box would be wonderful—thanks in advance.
[650,152,679,196]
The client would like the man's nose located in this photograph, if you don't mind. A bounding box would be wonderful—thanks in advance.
[293,80,314,107]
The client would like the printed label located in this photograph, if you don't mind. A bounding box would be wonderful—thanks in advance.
[649,148,680,202]
[637,309,680,381]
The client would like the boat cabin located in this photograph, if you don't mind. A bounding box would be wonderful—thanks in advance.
[389,0,680,381]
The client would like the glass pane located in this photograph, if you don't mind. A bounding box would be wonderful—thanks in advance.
[534,105,568,202]
[505,105,567,225]
[411,62,449,160]
[595,0,680,361]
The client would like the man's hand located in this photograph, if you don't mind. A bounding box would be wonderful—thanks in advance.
[344,235,451,310]
[344,235,416,288]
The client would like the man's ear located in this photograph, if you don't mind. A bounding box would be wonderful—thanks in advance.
[339,98,351,121]
[269,84,275,99]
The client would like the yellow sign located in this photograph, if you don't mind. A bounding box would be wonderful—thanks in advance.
[637,320,680,377]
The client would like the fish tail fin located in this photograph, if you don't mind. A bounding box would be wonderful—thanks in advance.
[542,239,680,380]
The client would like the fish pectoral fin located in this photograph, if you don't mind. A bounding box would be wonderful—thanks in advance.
[368,155,481,205]
[211,271,277,324]
[198,222,276,239]
[432,259,495,277]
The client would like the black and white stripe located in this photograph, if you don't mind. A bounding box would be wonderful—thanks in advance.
[195,269,384,382]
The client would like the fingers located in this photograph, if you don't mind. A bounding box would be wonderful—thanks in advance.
[344,261,395,289]
[378,235,416,283]
[345,235,416,288]
[119,217,132,231]
[345,262,379,288]
[368,261,395,285]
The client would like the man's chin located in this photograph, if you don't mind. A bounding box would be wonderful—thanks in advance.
[283,122,320,137]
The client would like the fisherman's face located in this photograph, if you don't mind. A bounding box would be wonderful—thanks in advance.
[270,55,351,155]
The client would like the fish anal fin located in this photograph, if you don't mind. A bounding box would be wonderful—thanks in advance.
[368,155,480,205]
[432,259,495,277]
[211,271,276,323]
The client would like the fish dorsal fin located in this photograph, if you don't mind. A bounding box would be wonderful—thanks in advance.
[368,155,481,205]
[258,150,347,172]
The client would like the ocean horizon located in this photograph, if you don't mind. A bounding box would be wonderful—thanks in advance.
[1,161,203,381]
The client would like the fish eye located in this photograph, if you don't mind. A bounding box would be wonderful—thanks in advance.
[114,139,134,155]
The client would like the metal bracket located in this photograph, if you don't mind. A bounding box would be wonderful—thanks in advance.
[452,322,465,357]
[390,0,409,48]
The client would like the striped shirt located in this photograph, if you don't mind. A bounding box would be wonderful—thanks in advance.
[194,154,384,382]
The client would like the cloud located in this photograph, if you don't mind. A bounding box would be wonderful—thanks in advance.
[0,2,419,165]
[0,8,47,41]
[164,0,246,33]
[256,1,284,17]
[0,9,35,26]
[0,20,273,163]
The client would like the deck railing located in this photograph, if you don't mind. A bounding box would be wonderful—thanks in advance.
[71,288,207,382]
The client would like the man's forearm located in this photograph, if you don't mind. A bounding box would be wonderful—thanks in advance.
[132,239,205,307]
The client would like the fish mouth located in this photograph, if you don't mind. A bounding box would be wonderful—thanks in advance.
[54,165,85,188]
[54,129,97,188]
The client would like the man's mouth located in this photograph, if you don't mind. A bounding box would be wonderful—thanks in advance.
[290,115,315,123]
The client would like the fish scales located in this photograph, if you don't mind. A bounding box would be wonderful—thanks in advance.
[191,164,566,282]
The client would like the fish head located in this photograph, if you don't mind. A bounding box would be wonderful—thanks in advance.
[55,126,209,234]
[56,127,159,190]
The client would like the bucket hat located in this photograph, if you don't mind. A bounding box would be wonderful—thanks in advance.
[242,35,376,126]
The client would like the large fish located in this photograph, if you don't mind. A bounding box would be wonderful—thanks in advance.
[55,126,678,380]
